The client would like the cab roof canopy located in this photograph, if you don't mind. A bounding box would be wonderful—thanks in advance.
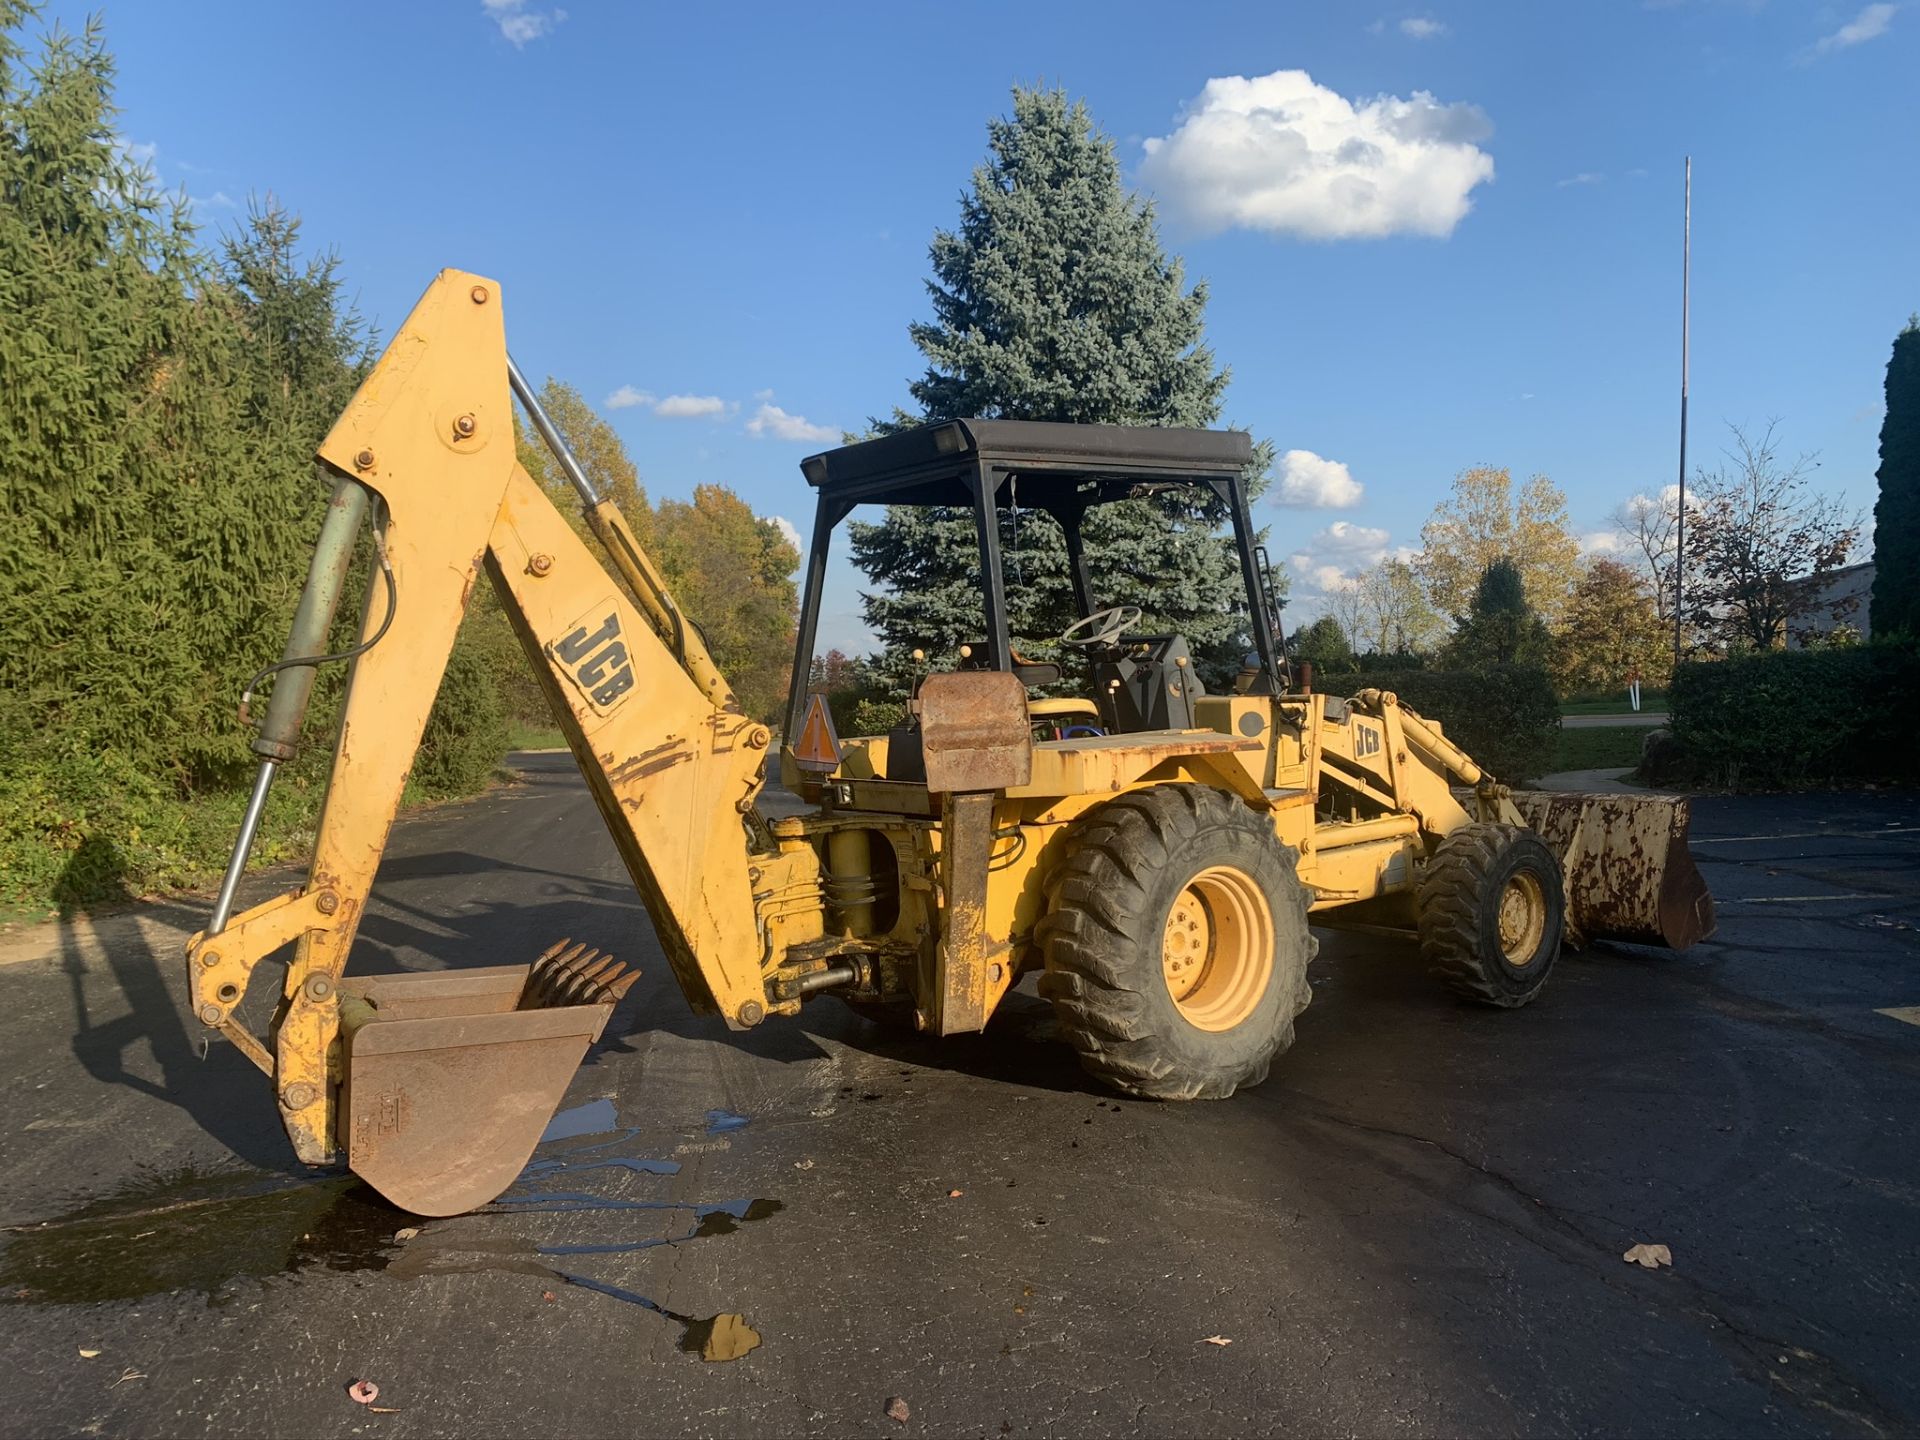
[799,419,1254,511]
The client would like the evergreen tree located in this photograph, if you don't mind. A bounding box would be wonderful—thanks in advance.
[849,87,1271,687]
[1870,316,1920,637]
[0,5,505,903]
[1444,558,1554,670]
[1289,615,1353,675]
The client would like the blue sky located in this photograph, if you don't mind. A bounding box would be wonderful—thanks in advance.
[60,0,1914,650]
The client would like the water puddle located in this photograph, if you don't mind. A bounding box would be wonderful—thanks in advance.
[541,1098,620,1142]
[0,1167,405,1306]
[1,1103,777,1362]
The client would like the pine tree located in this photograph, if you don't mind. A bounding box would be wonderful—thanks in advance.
[1290,615,1353,675]
[1870,317,1920,637]
[849,87,1270,685]
[1444,558,1554,670]
[0,5,505,902]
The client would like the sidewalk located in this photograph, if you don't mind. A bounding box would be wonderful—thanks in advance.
[1560,712,1668,729]
[1534,766,1643,792]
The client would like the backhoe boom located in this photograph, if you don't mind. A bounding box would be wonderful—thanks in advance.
[185,270,800,1213]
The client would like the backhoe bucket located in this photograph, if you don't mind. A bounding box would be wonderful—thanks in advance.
[334,943,637,1216]
[1508,792,1716,951]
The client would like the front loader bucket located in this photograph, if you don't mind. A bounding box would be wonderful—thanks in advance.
[335,944,637,1216]
[1508,792,1716,951]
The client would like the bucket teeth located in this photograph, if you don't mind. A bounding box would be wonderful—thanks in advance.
[518,938,640,1012]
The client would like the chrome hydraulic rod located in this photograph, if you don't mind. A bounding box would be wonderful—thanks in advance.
[208,759,276,935]
[507,353,602,506]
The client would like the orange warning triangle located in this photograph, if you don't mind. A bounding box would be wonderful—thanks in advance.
[792,693,842,772]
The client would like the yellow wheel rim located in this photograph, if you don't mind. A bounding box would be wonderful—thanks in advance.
[1497,870,1548,966]
[1160,865,1274,1031]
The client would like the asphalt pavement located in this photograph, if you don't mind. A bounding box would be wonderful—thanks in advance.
[2,756,1917,1438]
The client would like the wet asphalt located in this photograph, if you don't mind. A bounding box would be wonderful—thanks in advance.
[1,755,1917,1438]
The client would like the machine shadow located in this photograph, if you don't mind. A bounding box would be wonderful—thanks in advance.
[53,840,299,1174]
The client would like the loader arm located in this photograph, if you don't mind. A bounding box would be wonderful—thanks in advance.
[184,271,790,1213]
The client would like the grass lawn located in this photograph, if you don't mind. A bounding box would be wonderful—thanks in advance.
[1552,725,1648,772]
[506,723,569,752]
[1559,691,1667,716]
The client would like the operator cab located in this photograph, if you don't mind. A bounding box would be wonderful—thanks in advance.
[782,419,1287,786]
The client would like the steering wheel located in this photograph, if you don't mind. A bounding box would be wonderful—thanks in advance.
[1058,605,1142,649]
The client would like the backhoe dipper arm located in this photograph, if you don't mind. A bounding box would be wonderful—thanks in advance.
[185,271,778,1172]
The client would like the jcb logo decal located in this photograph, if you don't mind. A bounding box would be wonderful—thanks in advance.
[1354,722,1382,758]
[553,603,636,713]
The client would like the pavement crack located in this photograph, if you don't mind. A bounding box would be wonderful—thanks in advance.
[1295,1103,1630,1241]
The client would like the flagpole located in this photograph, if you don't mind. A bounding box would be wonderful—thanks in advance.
[1674,156,1690,669]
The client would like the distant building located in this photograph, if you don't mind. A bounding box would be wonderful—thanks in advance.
[1784,561,1874,648]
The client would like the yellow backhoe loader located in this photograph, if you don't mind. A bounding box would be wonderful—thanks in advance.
[186,270,1715,1216]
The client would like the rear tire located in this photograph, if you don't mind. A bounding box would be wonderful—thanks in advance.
[1418,823,1564,1008]
[1036,785,1315,1101]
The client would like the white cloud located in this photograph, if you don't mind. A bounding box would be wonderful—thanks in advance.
[1557,171,1605,187]
[1283,522,1402,619]
[1273,449,1364,508]
[654,394,729,420]
[483,0,566,47]
[1807,3,1896,57]
[770,515,804,556]
[119,138,158,165]
[1139,69,1496,241]
[746,404,839,444]
[1400,16,1448,38]
[1309,520,1392,557]
[753,388,776,402]
[1580,530,1625,556]
[605,385,654,410]
[191,190,238,211]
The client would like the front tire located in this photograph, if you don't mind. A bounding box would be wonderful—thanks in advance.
[1036,785,1315,1100]
[1418,823,1564,1008]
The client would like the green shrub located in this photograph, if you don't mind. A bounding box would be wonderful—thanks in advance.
[1334,664,1562,784]
[409,615,513,799]
[847,699,909,737]
[0,745,321,917]
[1667,642,1920,787]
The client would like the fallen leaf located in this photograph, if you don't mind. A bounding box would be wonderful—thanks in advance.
[78,1348,100,1359]
[884,1396,911,1423]
[794,1158,815,1170]
[393,1227,419,1243]
[1200,1335,1232,1347]
[1623,1242,1673,1270]
[947,1188,963,1198]
[348,1380,380,1404]
[541,1290,557,1303]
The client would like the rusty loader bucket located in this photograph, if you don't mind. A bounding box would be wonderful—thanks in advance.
[1508,792,1716,951]
[331,943,639,1216]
